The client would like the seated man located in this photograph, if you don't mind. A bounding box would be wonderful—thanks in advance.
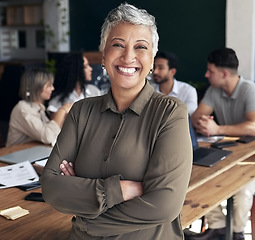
[190,48,255,240]
[152,51,198,115]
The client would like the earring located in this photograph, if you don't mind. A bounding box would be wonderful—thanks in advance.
[101,64,105,70]
[26,87,30,97]
[149,69,153,74]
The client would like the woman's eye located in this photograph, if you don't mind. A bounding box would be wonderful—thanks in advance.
[136,45,147,50]
[112,43,124,48]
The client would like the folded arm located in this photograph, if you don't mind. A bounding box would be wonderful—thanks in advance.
[60,160,143,201]
[79,107,192,236]
[41,101,192,236]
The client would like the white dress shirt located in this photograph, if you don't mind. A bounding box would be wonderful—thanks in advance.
[47,84,101,113]
[152,79,198,115]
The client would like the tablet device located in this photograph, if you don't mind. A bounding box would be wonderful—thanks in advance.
[211,141,238,149]
[236,136,255,143]
[25,192,44,202]
[0,146,52,164]
[16,181,41,191]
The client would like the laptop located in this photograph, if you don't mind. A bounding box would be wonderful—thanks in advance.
[188,117,232,167]
[0,146,52,164]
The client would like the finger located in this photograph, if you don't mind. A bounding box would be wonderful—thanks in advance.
[62,160,75,176]
[60,163,71,176]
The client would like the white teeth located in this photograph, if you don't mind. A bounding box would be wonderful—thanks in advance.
[118,67,136,74]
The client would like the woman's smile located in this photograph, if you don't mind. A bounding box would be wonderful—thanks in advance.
[116,66,139,75]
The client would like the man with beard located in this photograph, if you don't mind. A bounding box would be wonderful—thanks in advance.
[152,51,198,115]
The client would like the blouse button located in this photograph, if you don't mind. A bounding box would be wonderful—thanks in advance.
[104,156,108,161]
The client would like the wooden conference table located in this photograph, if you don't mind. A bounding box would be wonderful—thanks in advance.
[0,140,255,239]
[182,138,255,240]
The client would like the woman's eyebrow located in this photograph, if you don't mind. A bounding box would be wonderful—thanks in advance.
[111,38,149,44]
[136,39,149,45]
[111,38,125,42]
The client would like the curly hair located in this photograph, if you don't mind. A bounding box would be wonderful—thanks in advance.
[51,52,86,104]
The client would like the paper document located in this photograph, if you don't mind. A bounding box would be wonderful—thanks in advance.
[34,159,48,167]
[0,206,29,220]
[0,161,39,189]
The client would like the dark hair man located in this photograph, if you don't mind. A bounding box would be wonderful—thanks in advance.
[190,47,255,240]
[152,51,198,115]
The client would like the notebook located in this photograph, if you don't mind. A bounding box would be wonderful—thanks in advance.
[0,146,52,164]
[188,117,232,167]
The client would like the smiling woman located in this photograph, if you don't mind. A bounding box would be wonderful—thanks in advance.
[102,23,154,111]
[41,3,192,240]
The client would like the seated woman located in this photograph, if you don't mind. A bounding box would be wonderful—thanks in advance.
[6,68,72,147]
[47,52,101,118]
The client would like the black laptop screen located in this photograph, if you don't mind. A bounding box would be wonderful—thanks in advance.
[188,116,199,149]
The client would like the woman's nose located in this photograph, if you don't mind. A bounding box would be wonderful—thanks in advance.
[120,47,136,64]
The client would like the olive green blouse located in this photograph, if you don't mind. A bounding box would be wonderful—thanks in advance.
[41,81,192,240]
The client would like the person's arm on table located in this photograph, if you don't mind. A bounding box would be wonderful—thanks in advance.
[192,103,255,136]
[209,111,255,136]
[16,107,61,145]
[51,102,73,128]
[191,102,213,130]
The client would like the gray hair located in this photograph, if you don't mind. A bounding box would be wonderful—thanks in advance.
[19,68,54,102]
[99,3,159,57]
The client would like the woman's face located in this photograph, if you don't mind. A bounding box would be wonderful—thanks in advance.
[102,23,154,92]
[40,81,54,102]
[83,56,93,81]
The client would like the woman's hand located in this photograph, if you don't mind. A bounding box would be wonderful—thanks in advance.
[53,103,73,128]
[120,180,143,201]
[60,160,75,176]
[59,161,143,201]
[61,102,73,114]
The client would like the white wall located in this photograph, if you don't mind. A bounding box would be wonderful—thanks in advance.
[226,0,255,81]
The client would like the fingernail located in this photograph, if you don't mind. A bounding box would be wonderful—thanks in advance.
[63,160,67,164]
